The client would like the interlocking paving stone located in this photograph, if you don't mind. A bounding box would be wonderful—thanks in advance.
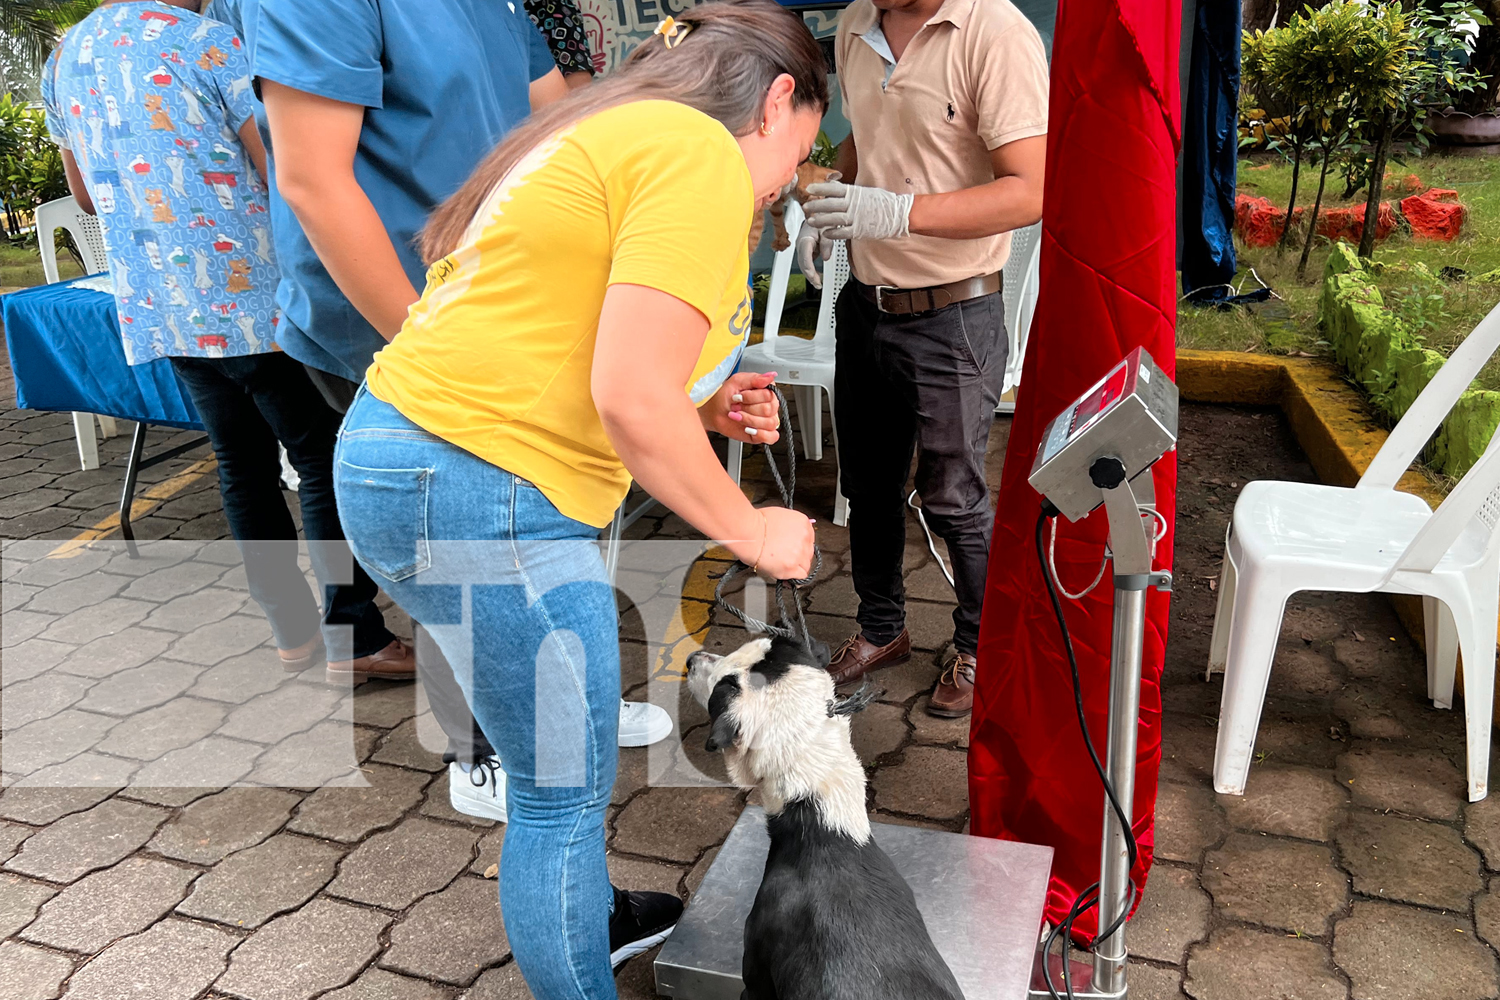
[1267,647,1342,697]
[685,845,719,898]
[326,817,481,910]
[38,597,153,645]
[1466,794,1500,871]
[149,788,301,865]
[0,785,116,825]
[1336,810,1481,910]
[381,875,510,985]
[120,559,236,602]
[77,659,203,716]
[611,748,648,807]
[95,696,228,760]
[472,826,506,876]
[1201,833,1347,935]
[0,940,74,1000]
[21,856,197,953]
[906,696,970,747]
[218,683,345,745]
[1332,635,1405,679]
[1335,683,1411,740]
[8,548,112,587]
[216,897,391,1000]
[1185,926,1345,1000]
[118,786,217,809]
[421,770,499,827]
[345,680,421,730]
[1477,882,1500,949]
[1220,765,1348,842]
[130,734,261,788]
[245,721,381,788]
[460,964,532,999]
[166,615,274,666]
[0,638,73,685]
[187,649,291,703]
[142,589,249,634]
[1129,865,1212,964]
[2,672,94,728]
[59,918,239,1000]
[1158,713,1218,785]
[0,822,30,864]
[864,654,943,707]
[1125,961,1190,1000]
[0,873,55,938]
[871,746,968,821]
[616,951,660,1000]
[23,572,129,615]
[607,855,687,897]
[322,968,451,1000]
[176,832,343,928]
[370,717,447,773]
[14,751,139,792]
[3,798,168,883]
[1154,781,1226,864]
[0,707,117,777]
[0,610,56,649]
[288,764,430,843]
[612,787,742,864]
[1334,901,1499,1000]
[55,626,176,679]
[1336,747,1465,821]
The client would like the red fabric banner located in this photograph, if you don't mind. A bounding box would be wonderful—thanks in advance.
[968,0,1182,938]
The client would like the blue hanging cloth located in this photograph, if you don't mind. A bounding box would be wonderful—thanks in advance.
[1180,0,1241,303]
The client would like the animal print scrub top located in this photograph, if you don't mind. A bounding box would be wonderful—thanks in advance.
[42,1,279,364]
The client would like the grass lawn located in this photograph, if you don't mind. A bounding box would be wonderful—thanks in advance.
[1179,152,1500,390]
[0,238,85,290]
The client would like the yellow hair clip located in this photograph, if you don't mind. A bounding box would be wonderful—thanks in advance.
[654,16,693,48]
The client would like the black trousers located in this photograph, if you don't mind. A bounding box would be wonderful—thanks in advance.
[833,280,1007,656]
[308,365,496,763]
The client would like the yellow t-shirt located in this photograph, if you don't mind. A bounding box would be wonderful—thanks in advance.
[366,100,754,528]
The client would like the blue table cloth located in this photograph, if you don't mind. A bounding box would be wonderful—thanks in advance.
[2,276,202,430]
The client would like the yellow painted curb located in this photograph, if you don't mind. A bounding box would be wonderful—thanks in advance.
[1176,349,1486,679]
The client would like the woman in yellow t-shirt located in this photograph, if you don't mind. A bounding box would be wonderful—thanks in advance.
[332,2,824,995]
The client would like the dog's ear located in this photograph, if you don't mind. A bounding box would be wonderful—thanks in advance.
[704,675,741,752]
[807,637,832,670]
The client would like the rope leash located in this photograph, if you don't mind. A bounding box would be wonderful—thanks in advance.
[712,384,822,652]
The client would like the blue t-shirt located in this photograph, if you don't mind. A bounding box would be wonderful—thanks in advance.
[41,2,281,365]
[235,0,556,383]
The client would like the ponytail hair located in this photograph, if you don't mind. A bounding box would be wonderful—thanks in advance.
[421,0,829,264]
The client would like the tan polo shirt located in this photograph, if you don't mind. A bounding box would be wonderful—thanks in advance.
[836,0,1048,289]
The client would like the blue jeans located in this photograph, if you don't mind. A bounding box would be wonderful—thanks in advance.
[334,388,620,1000]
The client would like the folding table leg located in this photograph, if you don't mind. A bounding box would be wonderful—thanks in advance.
[72,412,100,471]
[119,422,148,559]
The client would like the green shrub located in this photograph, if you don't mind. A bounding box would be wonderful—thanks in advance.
[0,94,67,240]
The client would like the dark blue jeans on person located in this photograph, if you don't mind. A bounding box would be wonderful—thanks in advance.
[169,352,394,661]
[833,279,1008,657]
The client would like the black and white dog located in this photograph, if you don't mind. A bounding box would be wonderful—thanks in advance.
[687,635,965,1000]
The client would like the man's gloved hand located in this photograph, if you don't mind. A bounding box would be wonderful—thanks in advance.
[795,222,836,290]
[802,180,914,242]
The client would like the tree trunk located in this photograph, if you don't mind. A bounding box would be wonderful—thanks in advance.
[1278,142,1303,252]
[1298,152,1332,279]
[1358,116,1392,260]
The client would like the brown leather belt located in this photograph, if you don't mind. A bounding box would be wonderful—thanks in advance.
[856,271,1002,315]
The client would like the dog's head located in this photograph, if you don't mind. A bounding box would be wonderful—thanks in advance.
[687,635,875,838]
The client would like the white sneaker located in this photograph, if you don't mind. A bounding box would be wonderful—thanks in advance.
[618,700,672,748]
[449,757,507,822]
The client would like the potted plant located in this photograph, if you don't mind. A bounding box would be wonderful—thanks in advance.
[1426,1,1498,144]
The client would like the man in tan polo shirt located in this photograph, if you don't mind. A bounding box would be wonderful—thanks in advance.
[800,0,1047,717]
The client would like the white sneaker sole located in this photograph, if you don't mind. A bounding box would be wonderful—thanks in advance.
[618,708,674,748]
[448,765,508,823]
[610,924,674,970]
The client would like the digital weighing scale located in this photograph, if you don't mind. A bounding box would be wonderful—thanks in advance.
[652,347,1177,1000]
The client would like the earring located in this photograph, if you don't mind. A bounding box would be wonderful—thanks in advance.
[759,121,775,136]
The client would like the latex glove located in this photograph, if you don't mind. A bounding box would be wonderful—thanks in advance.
[802,180,914,242]
[795,222,836,290]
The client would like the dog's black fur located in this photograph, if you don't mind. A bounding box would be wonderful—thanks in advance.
[741,798,965,1000]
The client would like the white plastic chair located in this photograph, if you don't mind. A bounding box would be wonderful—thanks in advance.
[35,196,118,471]
[728,200,850,526]
[1208,301,1500,803]
[997,223,1042,414]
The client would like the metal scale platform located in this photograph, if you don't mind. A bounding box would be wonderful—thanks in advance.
[655,806,1055,1000]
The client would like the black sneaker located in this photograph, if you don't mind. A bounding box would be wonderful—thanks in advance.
[608,886,682,970]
